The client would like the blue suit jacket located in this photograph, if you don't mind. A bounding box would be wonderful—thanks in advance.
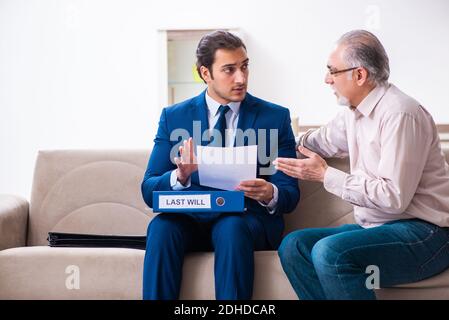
[141,91,300,249]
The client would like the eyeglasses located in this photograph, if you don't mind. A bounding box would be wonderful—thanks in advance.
[327,66,359,76]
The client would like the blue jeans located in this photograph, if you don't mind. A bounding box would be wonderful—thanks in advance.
[278,219,449,299]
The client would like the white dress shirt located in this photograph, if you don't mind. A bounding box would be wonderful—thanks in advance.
[302,83,449,228]
[170,91,279,212]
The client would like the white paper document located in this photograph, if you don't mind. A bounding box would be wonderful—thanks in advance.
[196,145,257,191]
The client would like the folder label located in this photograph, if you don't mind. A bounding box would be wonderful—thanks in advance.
[153,191,245,213]
[158,194,211,209]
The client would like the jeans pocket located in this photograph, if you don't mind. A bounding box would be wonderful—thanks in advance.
[406,219,439,240]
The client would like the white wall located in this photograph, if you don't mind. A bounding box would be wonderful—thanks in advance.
[1,0,449,198]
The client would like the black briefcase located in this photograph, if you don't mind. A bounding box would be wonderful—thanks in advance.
[47,232,146,250]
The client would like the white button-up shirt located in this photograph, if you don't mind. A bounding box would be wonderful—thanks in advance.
[302,83,449,228]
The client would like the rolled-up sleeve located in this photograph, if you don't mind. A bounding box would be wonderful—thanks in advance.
[304,110,349,158]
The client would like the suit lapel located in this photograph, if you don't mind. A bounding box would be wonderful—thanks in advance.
[190,90,209,146]
[190,90,209,185]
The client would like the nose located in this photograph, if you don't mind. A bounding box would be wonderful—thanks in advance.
[234,69,246,84]
[325,72,333,85]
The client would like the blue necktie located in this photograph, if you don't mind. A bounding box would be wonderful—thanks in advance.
[209,105,230,147]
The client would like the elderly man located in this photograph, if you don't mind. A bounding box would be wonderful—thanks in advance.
[275,30,449,300]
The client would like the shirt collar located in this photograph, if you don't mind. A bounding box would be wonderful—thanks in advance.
[354,83,390,118]
[205,90,241,116]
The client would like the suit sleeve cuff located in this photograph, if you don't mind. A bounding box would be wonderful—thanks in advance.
[296,129,316,159]
[170,170,191,190]
[258,184,279,214]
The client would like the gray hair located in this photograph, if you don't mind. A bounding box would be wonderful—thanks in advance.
[337,30,390,85]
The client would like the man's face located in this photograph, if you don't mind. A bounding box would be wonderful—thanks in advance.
[201,47,249,105]
[324,45,358,107]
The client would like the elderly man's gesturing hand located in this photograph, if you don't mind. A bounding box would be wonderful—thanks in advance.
[273,146,328,182]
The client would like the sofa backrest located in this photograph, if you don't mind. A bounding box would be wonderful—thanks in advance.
[27,145,449,246]
[28,150,154,246]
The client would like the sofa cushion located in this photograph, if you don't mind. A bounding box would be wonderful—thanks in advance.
[0,246,144,299]
[3,246,449,299]
[0,247,297,300]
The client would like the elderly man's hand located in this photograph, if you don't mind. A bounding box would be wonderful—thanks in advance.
[273,146,328,182]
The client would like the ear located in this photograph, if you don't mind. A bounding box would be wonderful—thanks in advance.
[356,67,368,86]
[200,66,211,82]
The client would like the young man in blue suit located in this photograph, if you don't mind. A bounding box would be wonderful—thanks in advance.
[141,30,299,300]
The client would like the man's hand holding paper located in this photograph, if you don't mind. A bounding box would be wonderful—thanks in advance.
[236,178,274,203]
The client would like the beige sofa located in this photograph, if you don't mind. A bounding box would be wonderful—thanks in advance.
[1,145,449,300]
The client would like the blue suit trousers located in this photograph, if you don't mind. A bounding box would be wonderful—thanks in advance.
[142,212,269,300]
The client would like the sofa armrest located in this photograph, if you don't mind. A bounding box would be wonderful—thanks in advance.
[0,194,29,250]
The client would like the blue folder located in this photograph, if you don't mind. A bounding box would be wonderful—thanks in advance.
[153,191,245,213]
